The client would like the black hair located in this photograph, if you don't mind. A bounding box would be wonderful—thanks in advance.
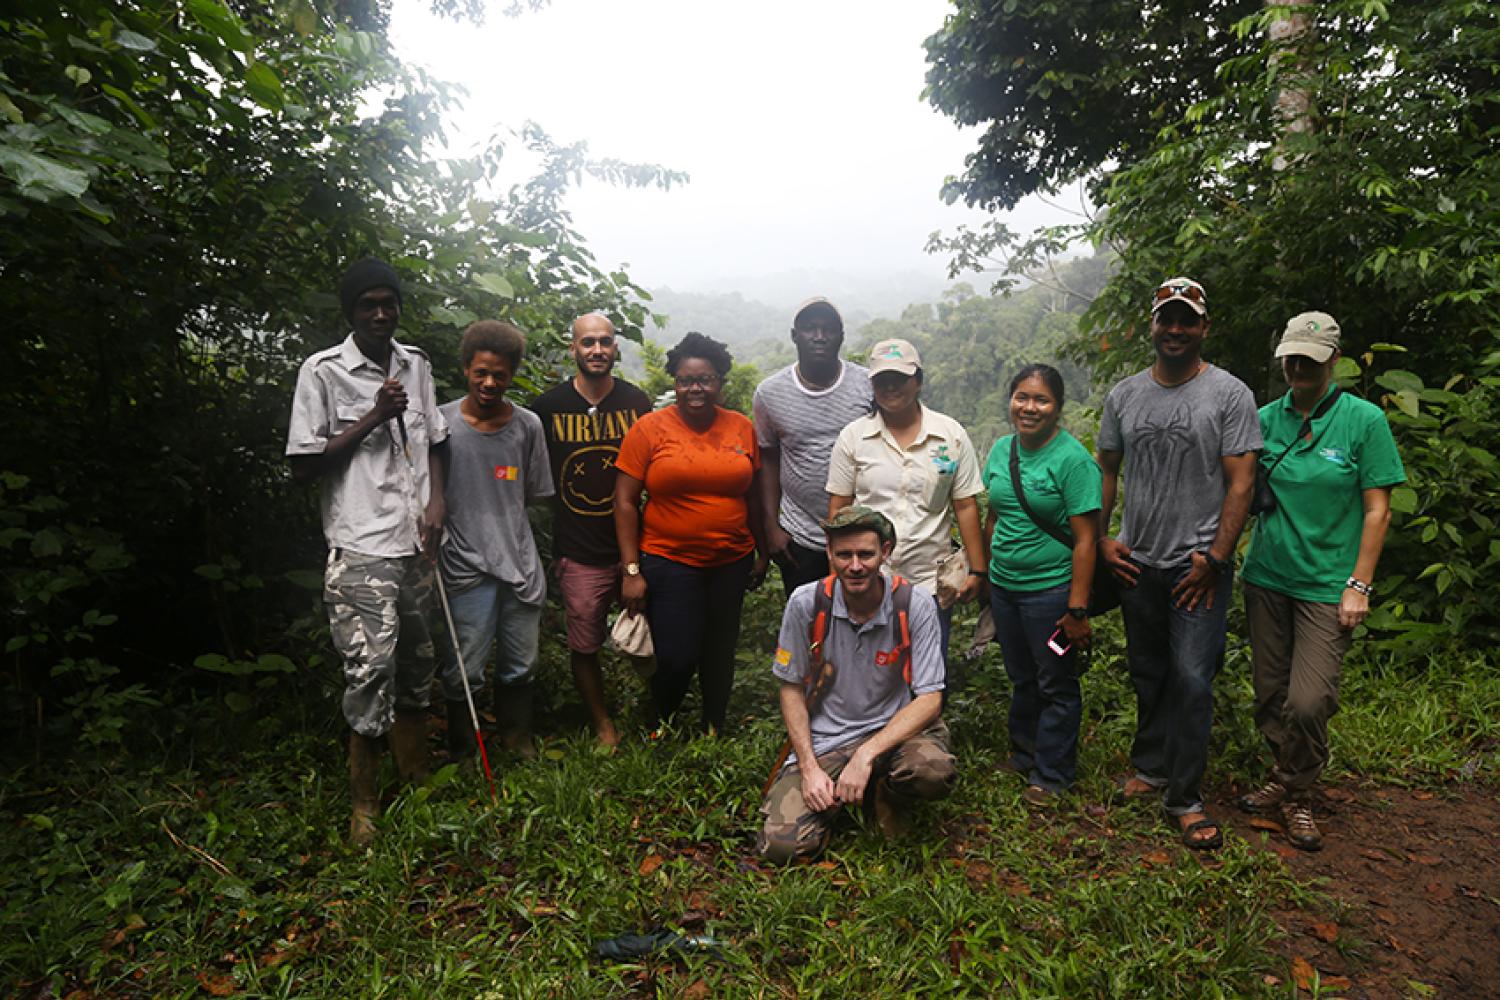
[1008,363,1065,406]
[460,320,526,369]
[665,331,733,377]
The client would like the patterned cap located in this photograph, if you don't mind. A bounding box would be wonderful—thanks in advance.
[820,505,897,545]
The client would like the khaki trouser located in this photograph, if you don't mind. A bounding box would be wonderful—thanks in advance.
[757,721,956,865]
[1244,582,1351,793]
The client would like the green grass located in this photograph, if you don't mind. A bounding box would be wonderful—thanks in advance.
[2,591,1494,998]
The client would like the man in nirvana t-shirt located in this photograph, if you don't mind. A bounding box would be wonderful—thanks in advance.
[530,312,652,746]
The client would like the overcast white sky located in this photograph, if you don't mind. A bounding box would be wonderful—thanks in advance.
[389,0,1071,293]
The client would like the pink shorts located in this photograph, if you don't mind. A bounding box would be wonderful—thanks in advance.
[555,557,621,654]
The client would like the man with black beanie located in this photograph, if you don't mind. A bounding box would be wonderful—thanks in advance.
[286,257,449,847]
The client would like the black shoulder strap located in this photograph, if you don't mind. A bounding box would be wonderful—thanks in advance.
[1010,437,1074,549]
[1264,387,1341,479]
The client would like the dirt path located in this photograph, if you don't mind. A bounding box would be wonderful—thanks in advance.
[1224,782,1500,998]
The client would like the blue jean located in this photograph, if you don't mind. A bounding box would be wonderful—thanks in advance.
[641,552,753,732]
[1117,561,1233,816]
[989,582,1079,792]
[439,575,542,702]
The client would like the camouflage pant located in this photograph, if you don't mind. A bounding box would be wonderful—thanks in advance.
[324,549,437,738]
[757,721,956,865]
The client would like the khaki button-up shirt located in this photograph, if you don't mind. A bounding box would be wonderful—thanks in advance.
[826,404,982,590]
[286,335,449,557]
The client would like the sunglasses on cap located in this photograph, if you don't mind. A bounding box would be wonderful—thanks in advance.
[1152,282,1207,305]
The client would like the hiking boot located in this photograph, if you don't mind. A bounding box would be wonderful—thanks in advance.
[1236,779,1287,815]
[348,731,381,848]
[870,781,911,839]
[445,699,476,762]
[495,682,537,760]
[1022,784,1056,808]
[1281,798,1323,852]
[389,708,430,784]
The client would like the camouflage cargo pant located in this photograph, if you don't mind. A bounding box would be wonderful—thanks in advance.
[324,549,437,738]
[757,721,956,864]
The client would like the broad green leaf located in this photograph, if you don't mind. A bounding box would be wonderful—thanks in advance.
[473,272,514,298]
[114,30,157,52]
[290,0,318,36]
[52,104,113,136]
[1393,390,1420,418]
[0,94,23,125]
[100,84,158,129]
[1388,486,1417,514]
[224,691,254,713]
[64,65,92,87]
[186,0,253,52]
[0,148,91,199]
[30,528,63,558]
[244,62,285,112]
[194,653,229,671]
[194,563,225,580]
[1332,357,1361,381]
[5,635,27,653]
[255,653,296,673]
[1375,369,1424,393]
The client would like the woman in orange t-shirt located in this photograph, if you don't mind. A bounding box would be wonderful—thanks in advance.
[614,332,768,732]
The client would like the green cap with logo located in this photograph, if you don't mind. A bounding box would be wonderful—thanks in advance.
[820,505,897,545]
[1275,311,1341,363]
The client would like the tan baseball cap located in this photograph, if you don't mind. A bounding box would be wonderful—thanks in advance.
[792,297,843,329]
[867,338,921,376]
[1275,311,1341,362]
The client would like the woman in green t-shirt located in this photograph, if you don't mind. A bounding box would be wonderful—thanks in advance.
[1237,312,1405,852]
[981,365,1102,804]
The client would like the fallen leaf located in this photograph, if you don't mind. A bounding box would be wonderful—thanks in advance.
[1375,910,1399,925]
[1291,956,1317,990]
[529,902,558,916]
[1407,853,1441,866]
[1412,790,1434,801]
[197,973,236,996]
[1310,920,1340,944]
[1141,850,1171,867]
[1360,848,1393,863]
[1261,974,1282,987]
[1249,816,1285,834]
[1323,787,1356,803]
[637,854,663,877]
[1271,842,1300,861]
[813,860,837,870]
[682,979,710,1000]
[1424,881,1453,902]
[257,946,293,969]
[1323,975,1353,989]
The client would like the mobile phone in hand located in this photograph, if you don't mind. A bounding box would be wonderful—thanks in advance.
[1047,628,1072,656]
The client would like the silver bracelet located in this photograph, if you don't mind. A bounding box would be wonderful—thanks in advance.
[1345,577,1373,597]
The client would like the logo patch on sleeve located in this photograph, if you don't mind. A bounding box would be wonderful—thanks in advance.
[774,647,792,666]
[494,465,520,481]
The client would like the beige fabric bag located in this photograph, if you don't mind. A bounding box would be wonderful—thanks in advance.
[933,548,971,609]
[609,610,654,658]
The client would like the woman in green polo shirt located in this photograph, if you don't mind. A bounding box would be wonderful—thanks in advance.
[981,364,1102,805]
[1238,312,1405,851]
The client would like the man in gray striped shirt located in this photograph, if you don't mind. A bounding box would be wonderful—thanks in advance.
[752,298,873,595]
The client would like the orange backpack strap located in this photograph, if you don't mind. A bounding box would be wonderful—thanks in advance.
[889,575,914,686]
[805,574,837,689]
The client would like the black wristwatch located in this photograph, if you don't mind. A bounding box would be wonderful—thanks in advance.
[1067,607,1088,620]
[1204,552,1231,575]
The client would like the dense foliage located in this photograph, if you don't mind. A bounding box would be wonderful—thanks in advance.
[0,0,680,742]
[925,0,1500,650]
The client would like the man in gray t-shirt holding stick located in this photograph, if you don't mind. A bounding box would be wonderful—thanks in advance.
[753,298,872,596]
[1097,277,1261,852]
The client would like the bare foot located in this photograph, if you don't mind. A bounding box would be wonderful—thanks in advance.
[595,720,620,749]
[1121,776,1158,798]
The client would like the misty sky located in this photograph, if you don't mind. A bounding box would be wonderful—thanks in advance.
[390,0,1074,293]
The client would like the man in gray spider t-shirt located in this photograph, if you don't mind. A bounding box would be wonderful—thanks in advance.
[753,297,872,595]
[1097,277,1261,853]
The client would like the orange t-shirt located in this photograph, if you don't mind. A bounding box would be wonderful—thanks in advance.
[614,405,759,567]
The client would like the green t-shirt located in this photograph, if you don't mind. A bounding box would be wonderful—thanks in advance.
[1242,387,1405,603]
[983,430,1103,592]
